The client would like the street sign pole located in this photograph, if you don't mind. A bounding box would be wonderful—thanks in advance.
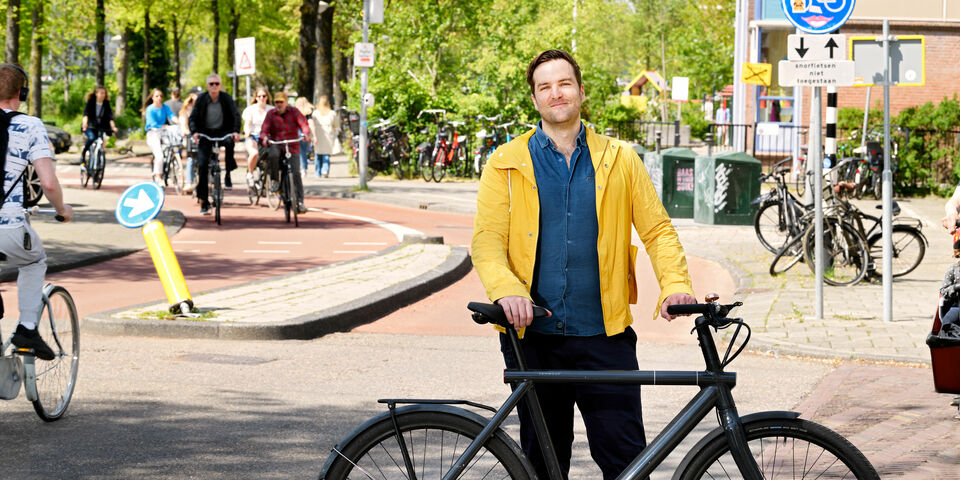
[359,0,370,190]
[882,19,893,323]
[811,86,824,320]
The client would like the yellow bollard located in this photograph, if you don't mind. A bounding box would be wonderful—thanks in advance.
[142,220,194,314]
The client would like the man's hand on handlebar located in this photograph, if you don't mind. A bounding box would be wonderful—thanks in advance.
[660,292,698,321]
[232,132,240,143]
[56,205,74,223]
[496,296,551,330]
[942,213,959,234]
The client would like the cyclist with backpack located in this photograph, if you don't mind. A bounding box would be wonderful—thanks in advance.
[0,64,74,360]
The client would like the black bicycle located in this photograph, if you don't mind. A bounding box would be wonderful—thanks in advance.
[319,297,879,480]
[266,138,302,227]
[80,130,107,189]
[195,133,232,225]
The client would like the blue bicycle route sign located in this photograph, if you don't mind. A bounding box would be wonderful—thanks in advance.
[115,181,165,229]
[781,0,856,35]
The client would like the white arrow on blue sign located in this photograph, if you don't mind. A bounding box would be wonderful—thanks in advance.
[781,0,857,35]
[115,181,165,228]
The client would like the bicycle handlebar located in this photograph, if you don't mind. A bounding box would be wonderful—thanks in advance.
[477,114,501,122]
[196,133,234,142]
[26,206,65,223]
[417,109,446,118]
[370,119,393,129]
[467,302,550,330]
[266,138,301,145]
[496,121,516,129]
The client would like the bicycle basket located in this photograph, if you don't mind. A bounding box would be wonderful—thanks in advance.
[927,304,960,394]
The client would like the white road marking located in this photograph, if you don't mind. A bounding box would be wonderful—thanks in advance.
[333,250,377,254]
[258,241,302,245]
[172,240,216,244]
[243,249,290,254]
[343,242,388,245]
[320,210,422,242]
[174,249,200,253]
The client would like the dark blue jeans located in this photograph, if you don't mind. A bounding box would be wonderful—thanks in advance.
[500,327,647,480]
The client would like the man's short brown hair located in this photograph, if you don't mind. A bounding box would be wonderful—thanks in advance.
[0,64,26,101]
[526,49,582,94]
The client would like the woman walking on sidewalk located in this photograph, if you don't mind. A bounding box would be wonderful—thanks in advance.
[309,96,340,178]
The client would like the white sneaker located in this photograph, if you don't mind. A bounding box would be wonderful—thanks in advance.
[246,172,256,188]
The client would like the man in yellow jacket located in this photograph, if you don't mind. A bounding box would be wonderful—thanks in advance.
[472,49,697,479]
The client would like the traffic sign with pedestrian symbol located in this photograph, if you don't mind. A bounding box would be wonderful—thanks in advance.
[788,34,847,61]
[781,0,857,35]
[115,181,165,229]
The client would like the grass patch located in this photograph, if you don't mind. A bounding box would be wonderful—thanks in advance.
[137,308,218,321]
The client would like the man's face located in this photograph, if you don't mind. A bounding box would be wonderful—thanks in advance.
[275,98,287,114]
[530,59,584,127]
[207,78,221,96]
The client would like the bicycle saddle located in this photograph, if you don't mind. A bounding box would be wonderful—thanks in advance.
[874,201,900,215]
[467,302,550,328]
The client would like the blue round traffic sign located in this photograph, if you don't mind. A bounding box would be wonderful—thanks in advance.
[115,181,165,228]
[781,0,856,35]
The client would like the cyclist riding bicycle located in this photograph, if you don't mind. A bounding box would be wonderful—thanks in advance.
[0,64,74,360]
[80,86,118,168]
[189,74,242,216]
[259,92,310,214]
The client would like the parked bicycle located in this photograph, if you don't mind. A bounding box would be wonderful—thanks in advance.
[195,133,233,225]
[0,208,79,422]
[80,131,107,190]
[319,297,880,479]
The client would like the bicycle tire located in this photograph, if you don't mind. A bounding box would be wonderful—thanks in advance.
[171,156,184,195]
[321,407,533,480]
[769,233,805,276]
[872,174,882,200]
[431,147,447,183]
[755,202,790,254]
[676,417,879,480]
[80,147,91,188]
[802,219,868,286]
[455,144,468,177]
[288,166,299,227]
[795,170,806,197]
[392,149,403,180]
[31,285,80,422]
[212,167,222,225]
[92,149,106,190]
[419,148,433,182]
[867,226,925,278]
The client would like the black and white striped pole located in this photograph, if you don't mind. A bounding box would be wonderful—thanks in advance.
[825,86,838,168]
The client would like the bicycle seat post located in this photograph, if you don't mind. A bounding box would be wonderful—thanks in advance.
[503,325,529,372]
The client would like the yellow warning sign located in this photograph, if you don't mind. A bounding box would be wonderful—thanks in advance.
[742,63,772,86]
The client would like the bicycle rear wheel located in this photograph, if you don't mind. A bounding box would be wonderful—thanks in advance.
[92,150,106,190]
[321,408,533,480]
[211,166,222,225]
[803,219,868,286]
[31,285,80,422]
[754,202,790,254]
[419,148,433,182]
[288,166,299,227]
[867,226,925,278]
[431,148,447,183]
[80,148,91,188]
[769,233,805,276]
[677,417,879,480]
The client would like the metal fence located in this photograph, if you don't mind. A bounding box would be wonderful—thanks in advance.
[608,120,685,148]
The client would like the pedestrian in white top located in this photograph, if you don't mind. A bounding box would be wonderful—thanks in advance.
[309,96,340,178]
[244,87,274,187]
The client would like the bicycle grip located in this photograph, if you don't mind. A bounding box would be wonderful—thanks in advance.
[467,302,550,329]
[666,303,710,316]
[55,215,65,222]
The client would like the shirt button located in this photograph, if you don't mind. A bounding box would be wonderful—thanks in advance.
[597,185,602,190]
[528,233,533,237]
[556,321,563,329]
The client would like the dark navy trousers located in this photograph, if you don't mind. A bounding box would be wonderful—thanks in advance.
[500,327,647,480]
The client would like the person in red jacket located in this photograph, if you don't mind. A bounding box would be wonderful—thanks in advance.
[260,92,310,214]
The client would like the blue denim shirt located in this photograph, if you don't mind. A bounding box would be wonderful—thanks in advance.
[527,123,605,336]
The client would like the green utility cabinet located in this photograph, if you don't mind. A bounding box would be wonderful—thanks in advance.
[641,147,697,218]
[693,151,762,225]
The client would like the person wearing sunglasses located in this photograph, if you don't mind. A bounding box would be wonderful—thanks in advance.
[242,87,274,188]
[188,74,242,215]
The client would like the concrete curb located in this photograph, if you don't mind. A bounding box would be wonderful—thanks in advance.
[746,336,931,365]
[82,244,473,340]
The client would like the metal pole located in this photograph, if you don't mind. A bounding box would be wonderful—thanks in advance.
[861,86,871,151]
[811,86,824,320]
[732,0,748,152]
[245,76,250,108]
[882,19,893,322]
[358,0,369,190]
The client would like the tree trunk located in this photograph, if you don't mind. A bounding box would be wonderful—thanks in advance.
[28,0,40,116]
[333,49,347,109]
[5,0,20,64]
[297,0,317,102]
[227,5,238,98]
[116,26,130,117]
[211,0,219,73]
[172,16,181,92]
[315,3,333,107]
[95,0,105,87]
[141,9,150,106]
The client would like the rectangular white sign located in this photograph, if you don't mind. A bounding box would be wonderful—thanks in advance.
[787,34,847,62]
[778,60,855,87]
[234,37,256,76]
[368,0,384,24]
[671,77,689,101]
[355,43,375,68]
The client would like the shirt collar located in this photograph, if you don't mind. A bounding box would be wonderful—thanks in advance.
[533,121,587,150]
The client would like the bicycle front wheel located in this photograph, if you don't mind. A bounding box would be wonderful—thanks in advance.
[803,219,868,286]
[755,202,790,254]
[677,418,879,480]
[867,226,925,278]
[321,408,533,480]
[32,286,80,422]
[211,167,222,225]
[419,149,433,182]
[92,149,106,190]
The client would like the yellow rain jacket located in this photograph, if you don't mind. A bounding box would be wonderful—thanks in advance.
[471,125,694,336]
